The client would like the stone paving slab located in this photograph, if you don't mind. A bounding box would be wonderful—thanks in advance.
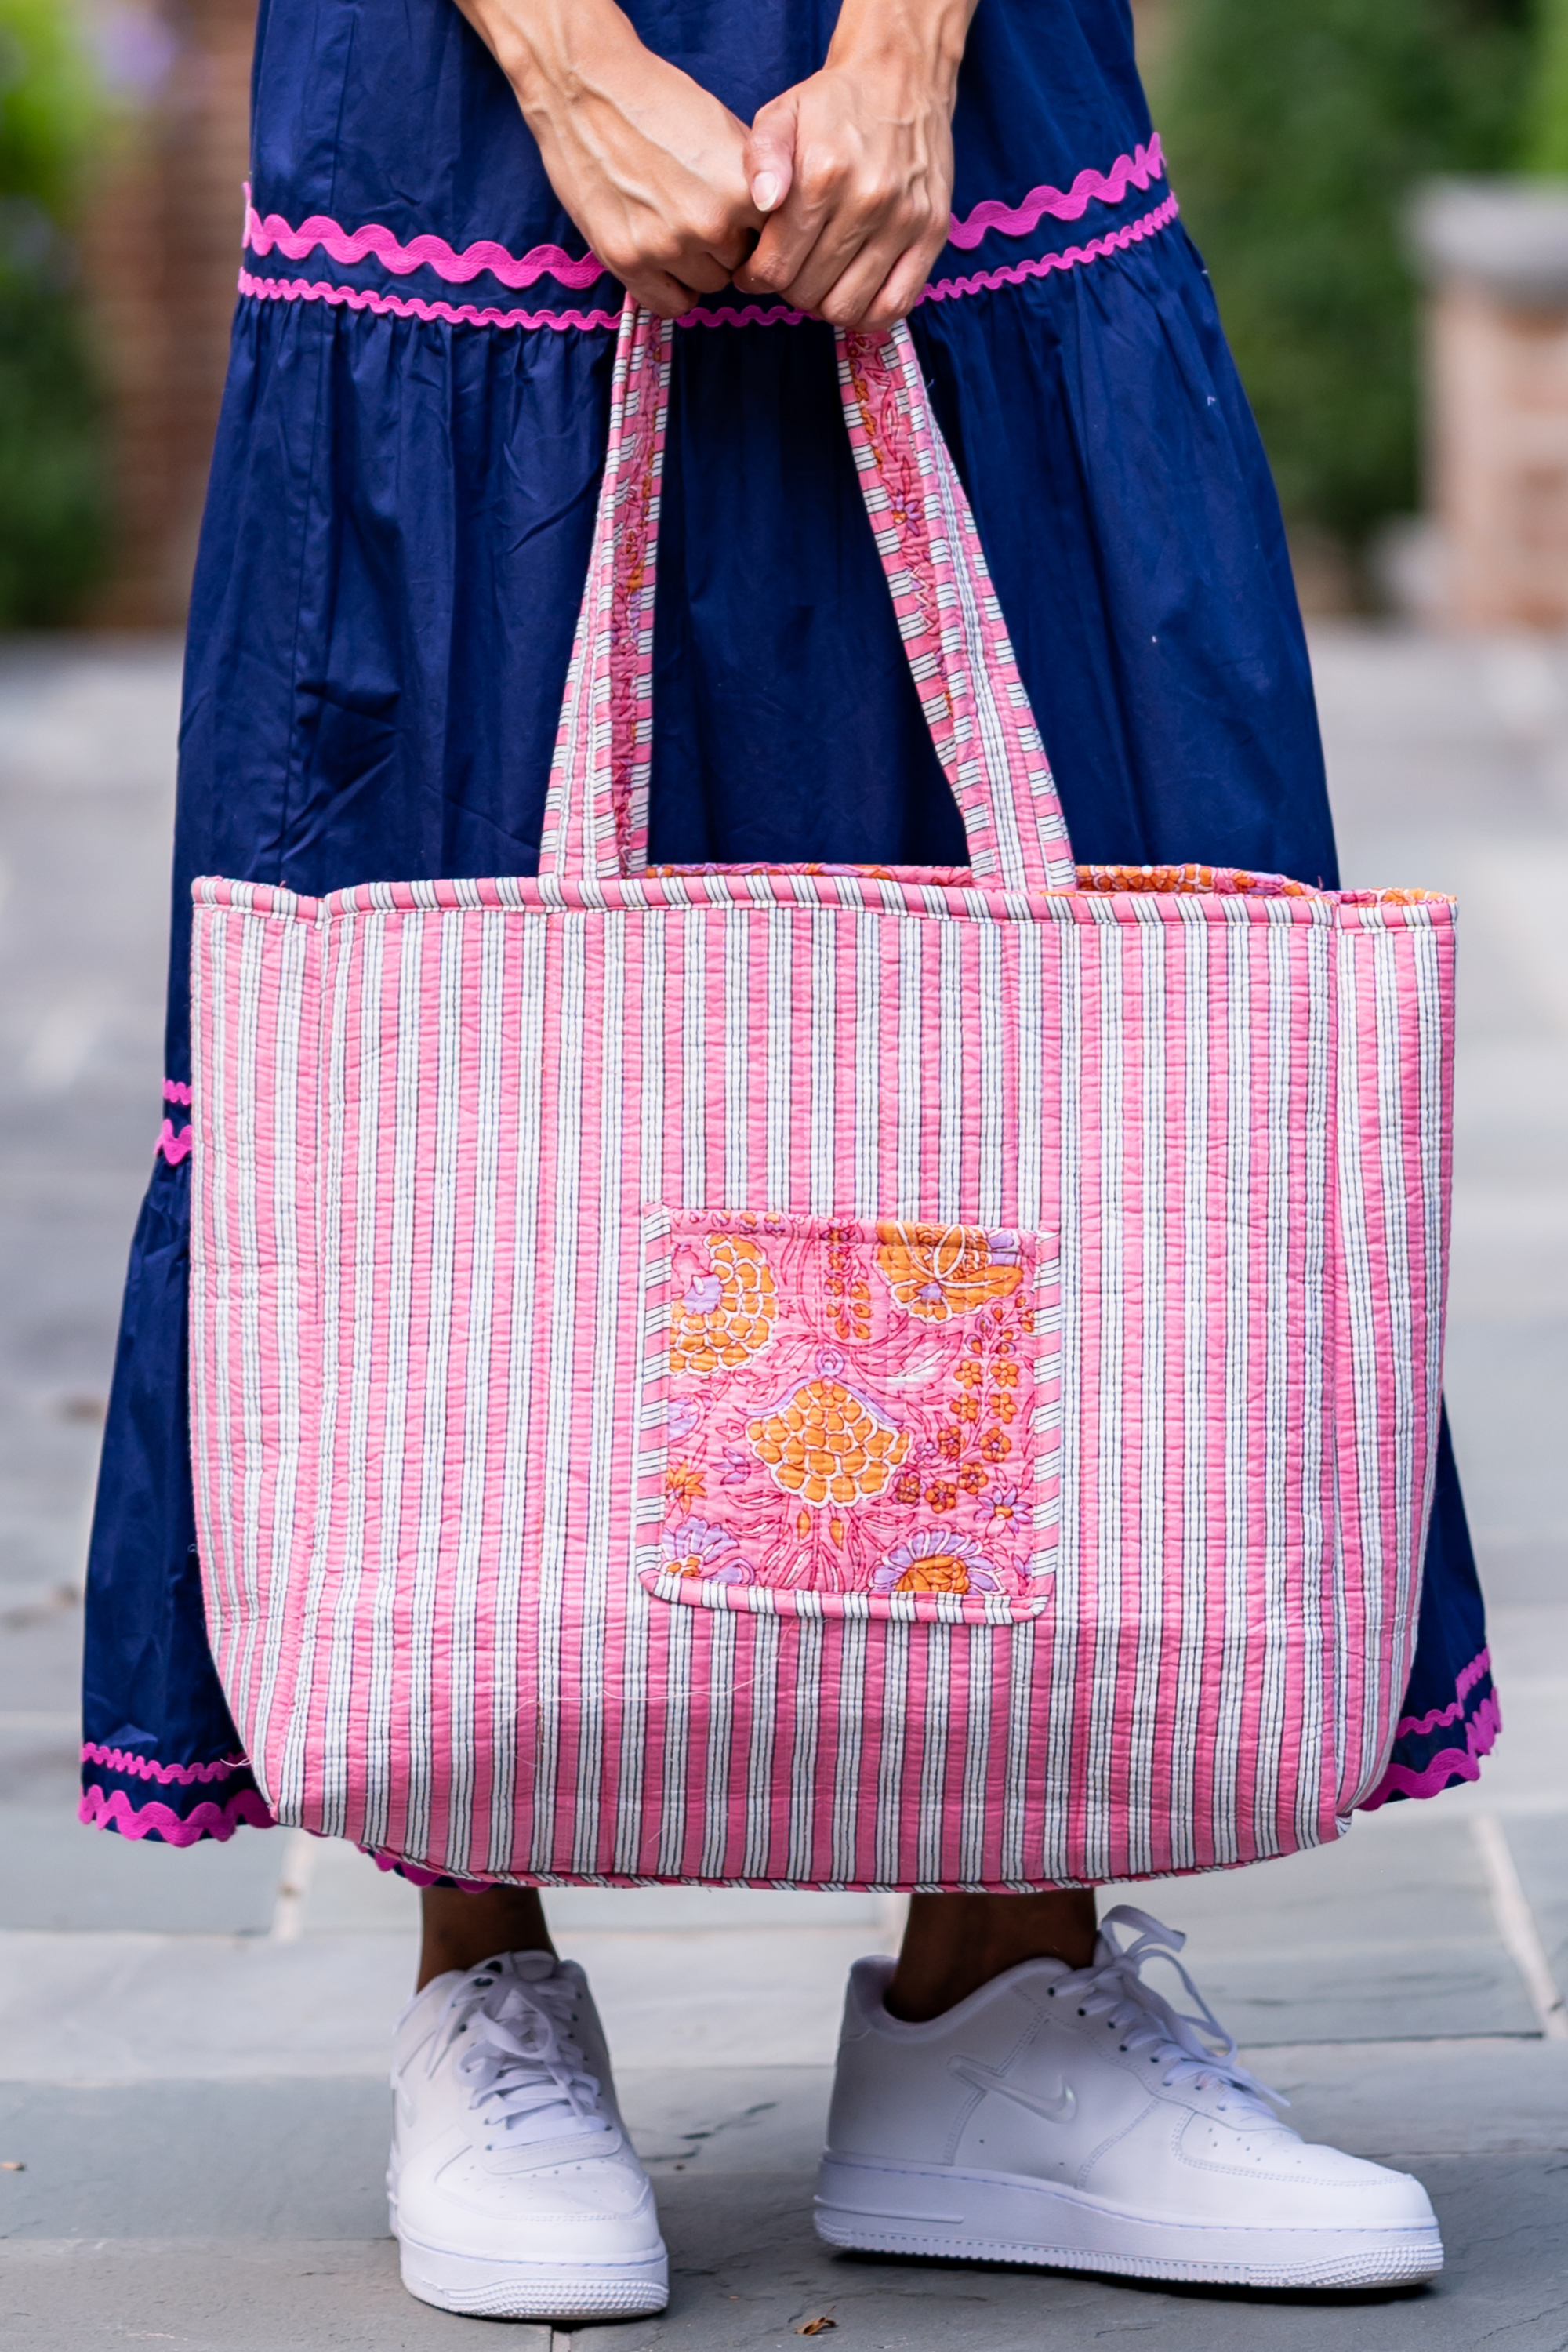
[0,2241,550,2351]
[0,2081,402,2241]
[6,2049,1568,2346]
[593,2154,1568,2352]
[0,1802,283,1934]
[1508,1814,1568,1988]
[0,1924,881,2080]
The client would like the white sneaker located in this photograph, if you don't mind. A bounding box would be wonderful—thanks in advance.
[389,1949,669,2320]
[815,1906,1443,2290]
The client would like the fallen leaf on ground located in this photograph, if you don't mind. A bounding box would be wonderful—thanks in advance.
[794,2318,837,2336]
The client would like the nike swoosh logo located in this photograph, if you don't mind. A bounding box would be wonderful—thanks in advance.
[949,2056,1076,2124]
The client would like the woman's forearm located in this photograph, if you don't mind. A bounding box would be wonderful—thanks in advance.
[452,0,643,146]
[450,0,759,316]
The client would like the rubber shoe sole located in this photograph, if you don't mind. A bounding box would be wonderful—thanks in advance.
[815,2154,1443,2290]
[397,2231,670,2321]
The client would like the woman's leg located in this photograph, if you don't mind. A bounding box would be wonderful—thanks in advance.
[886,1889,1098,2020]
[416,1886,556,1989]
[418,1886,1094,2006]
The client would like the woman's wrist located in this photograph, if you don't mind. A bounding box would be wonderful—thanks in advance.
[825,0,976,107]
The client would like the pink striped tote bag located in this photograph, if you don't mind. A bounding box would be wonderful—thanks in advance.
[188,299,1456,1891]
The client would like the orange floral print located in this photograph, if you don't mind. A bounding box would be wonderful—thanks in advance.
[748,1363,910,1508]
[669,1233,778,1375]
[873,1222,1024,1323]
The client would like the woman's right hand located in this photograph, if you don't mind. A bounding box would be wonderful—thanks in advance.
[454,0,761,317]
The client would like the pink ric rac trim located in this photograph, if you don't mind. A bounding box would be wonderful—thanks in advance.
[241,139,1166,293]
[158,1076,193,1164]
[923,194,1180,303]
[1392,1646,1490,1740]
[80,1740,245,1785]
[946,136,1165,246]
[238,272,621,334]
[1359,1691,1503,1811]
[237,196,1180,339]
[244,189,609,289]
[79,1782,276,1843]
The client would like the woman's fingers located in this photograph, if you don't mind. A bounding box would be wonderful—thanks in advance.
[739,147,893,306]
[813,245,910,331]
[857,235,946,328]
[817,210,950,329]
[732,58,956,325]
[619,225,754,316]
[739,159,845,299]
[743,95,797,220]
[622,269,713,319]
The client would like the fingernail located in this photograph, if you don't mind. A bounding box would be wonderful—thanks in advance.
[752,172,781,212]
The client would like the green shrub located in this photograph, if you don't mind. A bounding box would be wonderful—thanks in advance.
[1521,0,1568,169]
[1156,0,1532,550]
[0,0,109,626]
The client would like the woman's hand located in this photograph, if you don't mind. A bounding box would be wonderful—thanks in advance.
[734,0,978,330]
[454,0,760,318]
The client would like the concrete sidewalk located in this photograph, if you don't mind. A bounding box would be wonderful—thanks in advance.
[1,630,1565,2350]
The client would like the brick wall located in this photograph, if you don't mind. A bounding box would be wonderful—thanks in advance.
[1428,285,1568,630]
[82,1,256,627]
[1411,183,1568,630]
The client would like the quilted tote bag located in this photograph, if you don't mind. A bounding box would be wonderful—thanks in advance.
[188,301,1456,1890]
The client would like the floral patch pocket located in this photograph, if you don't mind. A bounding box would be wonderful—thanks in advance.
[633,1208,1062,1625]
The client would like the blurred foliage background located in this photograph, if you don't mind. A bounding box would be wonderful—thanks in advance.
[0,0,108,629]
[1148,0,1548,582]
[1523,0,1568,168]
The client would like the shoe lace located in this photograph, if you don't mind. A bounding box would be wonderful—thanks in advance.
[432,1955,609,2146]
[1048,1905,1285,2118]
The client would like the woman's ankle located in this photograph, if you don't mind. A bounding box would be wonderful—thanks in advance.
[885,1889,1098,2021]
[416,1885,556,1990]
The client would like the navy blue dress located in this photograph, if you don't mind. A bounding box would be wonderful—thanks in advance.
[80,0,1495,1849]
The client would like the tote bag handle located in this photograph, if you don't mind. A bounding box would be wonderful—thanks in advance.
[539,296,1077,894]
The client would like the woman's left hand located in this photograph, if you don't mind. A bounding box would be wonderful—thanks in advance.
[733,0,978,331]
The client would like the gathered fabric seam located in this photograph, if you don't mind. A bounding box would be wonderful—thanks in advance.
[80,1740,247,1785]
[234,197,1181,339]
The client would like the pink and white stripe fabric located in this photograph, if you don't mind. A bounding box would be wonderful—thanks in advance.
[187,303,1456,1890]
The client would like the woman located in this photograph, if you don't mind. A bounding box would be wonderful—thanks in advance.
[82,0,1496,2321]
